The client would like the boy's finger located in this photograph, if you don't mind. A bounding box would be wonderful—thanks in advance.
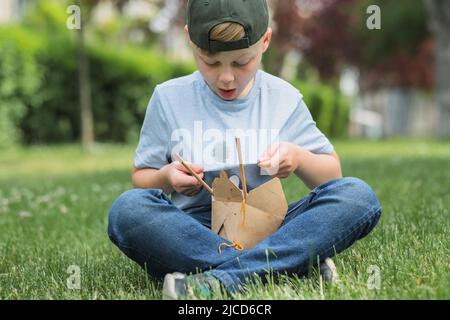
[259,143,280,162]
[184,168,204,181]
[184,173,205,187]
[190,164,204,174]
[258,157,270,164]
[269,150,281,169]
[197,172,204,180]
[173,161,187,172]
[175,161,203,175]
[257,159,271,167]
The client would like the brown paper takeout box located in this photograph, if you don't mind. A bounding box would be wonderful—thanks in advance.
[211,170,288,250]
[176,137,288,251]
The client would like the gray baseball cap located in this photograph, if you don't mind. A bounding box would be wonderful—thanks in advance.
[186,0,269,53]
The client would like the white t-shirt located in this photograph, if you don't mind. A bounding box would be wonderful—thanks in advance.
[135,69,333,211]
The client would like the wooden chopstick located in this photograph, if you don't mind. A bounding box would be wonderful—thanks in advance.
[235,137,248,199]
[174,154,213,195]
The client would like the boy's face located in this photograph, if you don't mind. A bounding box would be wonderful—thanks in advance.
[186,26,272,101]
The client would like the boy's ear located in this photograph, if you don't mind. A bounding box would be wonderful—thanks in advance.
[261,27,273,54]
[184,25,194,48]
[184,25,190,41]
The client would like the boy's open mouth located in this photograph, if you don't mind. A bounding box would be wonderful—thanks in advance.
[218,88,237,99]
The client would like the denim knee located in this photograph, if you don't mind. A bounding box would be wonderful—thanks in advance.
[107,188,164,246]
[337,177,382,236]
[341,177,381,212]
[313,177,381,223]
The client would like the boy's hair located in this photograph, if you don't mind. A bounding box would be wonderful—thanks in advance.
[209,22,246,43]
[200,22,246,56]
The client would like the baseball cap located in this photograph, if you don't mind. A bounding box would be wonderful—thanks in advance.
[186,0,269,53]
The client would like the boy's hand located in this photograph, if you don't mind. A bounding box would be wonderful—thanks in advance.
[257,142,300,179]
[165,161,205,197]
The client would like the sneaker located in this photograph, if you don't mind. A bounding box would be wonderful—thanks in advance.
[319,258,339,284]
[162,272,220,300]
[162,272,187,300]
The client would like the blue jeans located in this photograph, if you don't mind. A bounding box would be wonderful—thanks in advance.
[108,177,381,293]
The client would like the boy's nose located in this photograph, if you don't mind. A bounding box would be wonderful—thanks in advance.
[218,67,235,84]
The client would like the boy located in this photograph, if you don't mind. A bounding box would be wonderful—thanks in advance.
[108,0,382,299]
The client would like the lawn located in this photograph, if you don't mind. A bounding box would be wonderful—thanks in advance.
[0,139,449,299]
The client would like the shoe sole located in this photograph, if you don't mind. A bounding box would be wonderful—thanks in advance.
[321,258,339,284]
[162,272,185,300]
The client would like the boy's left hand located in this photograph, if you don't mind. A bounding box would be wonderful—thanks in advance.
[257,142,300,179]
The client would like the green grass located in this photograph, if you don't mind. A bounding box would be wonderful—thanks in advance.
[0,139,449,299]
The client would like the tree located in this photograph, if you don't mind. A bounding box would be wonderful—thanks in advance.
[75,0,130,151]
[297,0,433,91]
[76,0,94,151]
[298,0,360,82]
[262,0,306,76]
[424,0,450,137]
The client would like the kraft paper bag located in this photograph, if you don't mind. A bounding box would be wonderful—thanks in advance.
[211,171,288,250]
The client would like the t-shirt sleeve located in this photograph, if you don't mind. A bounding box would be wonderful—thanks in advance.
[279,97,334,154]
[134,87,171,169]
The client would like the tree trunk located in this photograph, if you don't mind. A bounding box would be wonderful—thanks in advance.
[424,0,450,137]
[76,3,94,151]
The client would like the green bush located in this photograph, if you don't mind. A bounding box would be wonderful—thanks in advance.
[0,27,42,149]
[1,0,346,147]
[292,80,350,138]
[0,12,194,147]
[88,43,194,144]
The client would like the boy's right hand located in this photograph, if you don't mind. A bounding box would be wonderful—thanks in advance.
[164,161,205,197]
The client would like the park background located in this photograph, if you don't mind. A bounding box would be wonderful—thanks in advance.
[0,0,449,299]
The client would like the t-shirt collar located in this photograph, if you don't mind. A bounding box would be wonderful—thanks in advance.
[195,70,262,112]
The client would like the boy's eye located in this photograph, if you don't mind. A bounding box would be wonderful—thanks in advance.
[234,61,250,67]
[204,60,219,66]
[202,58,251,67]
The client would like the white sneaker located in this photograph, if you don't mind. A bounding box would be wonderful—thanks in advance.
[319,258,339,284]
[162,272,218,300]
[162,272,187,300]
